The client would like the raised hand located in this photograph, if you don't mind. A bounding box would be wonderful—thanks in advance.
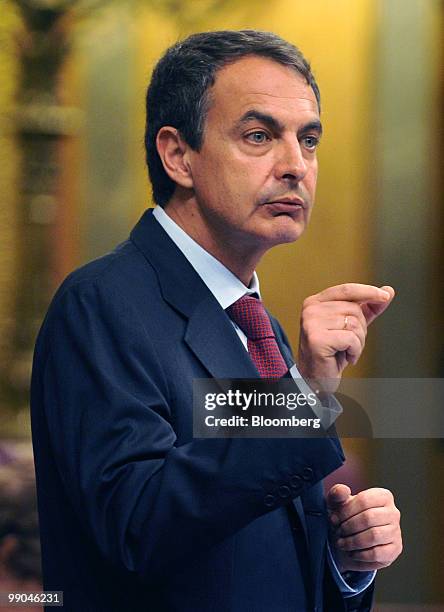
[298,283,395,392]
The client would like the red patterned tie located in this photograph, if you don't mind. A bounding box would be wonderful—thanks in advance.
[227,295,288,378]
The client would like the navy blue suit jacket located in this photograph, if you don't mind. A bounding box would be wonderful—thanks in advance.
[31,209,374,611]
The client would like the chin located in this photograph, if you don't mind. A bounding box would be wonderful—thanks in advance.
[242,216,306,250]
[269,217,306,245]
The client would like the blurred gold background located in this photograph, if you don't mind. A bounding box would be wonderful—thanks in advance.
[0,0,443,606]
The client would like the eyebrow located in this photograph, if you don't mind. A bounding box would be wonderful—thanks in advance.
[235,110,323,137]
[298,120,323,138]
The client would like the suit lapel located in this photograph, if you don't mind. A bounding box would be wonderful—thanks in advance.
[130,209,259,380]
[185,295,260,379]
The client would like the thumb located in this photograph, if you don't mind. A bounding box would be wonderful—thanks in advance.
[326,483,352,510]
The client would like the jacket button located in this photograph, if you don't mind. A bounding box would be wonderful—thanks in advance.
[263,494,276,507]
[278,485,291,498]
[301,467,314,481]
[290,475,303,490]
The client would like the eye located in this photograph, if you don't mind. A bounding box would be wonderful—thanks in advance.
[245,130,271,144]
[301,135,320,150]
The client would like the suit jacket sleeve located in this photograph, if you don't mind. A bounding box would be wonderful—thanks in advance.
[323,561,375,612]
[273,315,375,612]
[33,278,344,583]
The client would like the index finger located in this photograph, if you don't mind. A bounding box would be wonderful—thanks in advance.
[311,283,391,305]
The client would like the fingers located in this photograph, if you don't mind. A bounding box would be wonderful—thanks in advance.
[325,330,362,365]
[336,524,397,551]
[305,283,392,306]
[330,488,394,525]
[298,283,395,384]
[337,506,394,537]
[301,302,367,357]
[361,286,396,325]
[347,541,402,565]
[326,316,366,349]
[304,301,368,331]
[380,286,395,299]
[330,486,403,572]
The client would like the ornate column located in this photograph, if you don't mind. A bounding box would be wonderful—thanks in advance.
[6,0,81,407]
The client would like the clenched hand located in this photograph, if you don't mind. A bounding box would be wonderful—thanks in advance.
[327,484,403,573]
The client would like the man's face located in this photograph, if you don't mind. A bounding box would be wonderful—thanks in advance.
[186,55,321,254]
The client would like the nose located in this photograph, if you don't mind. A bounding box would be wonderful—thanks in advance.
[274,139,308,182]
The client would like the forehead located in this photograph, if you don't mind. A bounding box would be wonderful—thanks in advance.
[208,55,319,125]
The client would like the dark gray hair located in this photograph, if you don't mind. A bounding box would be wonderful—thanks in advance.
[145,30,320,207]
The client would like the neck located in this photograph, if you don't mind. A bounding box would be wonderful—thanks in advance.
[163,195,264,286]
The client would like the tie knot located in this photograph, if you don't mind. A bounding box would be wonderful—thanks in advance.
[227,295,274,340]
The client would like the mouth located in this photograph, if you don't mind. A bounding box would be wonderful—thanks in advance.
[263,198,306,215]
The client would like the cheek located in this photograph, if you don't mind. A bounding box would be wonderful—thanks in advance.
[190,142,236,195]
[190,142,271,210]
[211,154,259,199]
[190,157,219,202]
[232,155,273,197]
[305,164,318,195]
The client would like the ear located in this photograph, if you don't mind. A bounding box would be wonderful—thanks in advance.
[156,126,194,190]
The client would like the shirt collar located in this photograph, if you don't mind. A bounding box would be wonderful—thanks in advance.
[152,206,260,309]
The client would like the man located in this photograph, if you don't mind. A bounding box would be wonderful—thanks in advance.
[31,30,402,611]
